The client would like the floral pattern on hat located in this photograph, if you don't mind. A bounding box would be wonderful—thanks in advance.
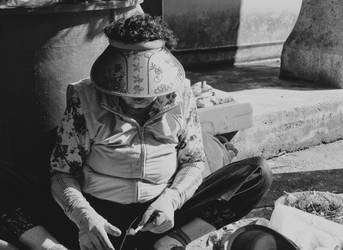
[92,47,185,97]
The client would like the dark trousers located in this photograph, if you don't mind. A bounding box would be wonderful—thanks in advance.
[0,156,272,249]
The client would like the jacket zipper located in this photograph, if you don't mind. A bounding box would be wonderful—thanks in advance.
[138,127,146,179]
[101,104,180,202]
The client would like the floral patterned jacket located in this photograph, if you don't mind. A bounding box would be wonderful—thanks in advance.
[50,78,206,212]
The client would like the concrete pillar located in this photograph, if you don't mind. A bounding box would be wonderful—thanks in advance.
[280,0,343,88]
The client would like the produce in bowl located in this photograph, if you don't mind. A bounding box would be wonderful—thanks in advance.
[283,191,343,224]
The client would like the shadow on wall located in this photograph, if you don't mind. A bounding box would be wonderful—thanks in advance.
[164,0,242,67]
[165,0,241,50]
[161,0,302,68]
[0,9,111,174]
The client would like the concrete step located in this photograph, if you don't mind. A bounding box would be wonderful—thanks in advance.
[188,60,343,159]
[229,88,343,159]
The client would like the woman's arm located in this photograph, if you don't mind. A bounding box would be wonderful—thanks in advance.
[140,81,206,233]
[164,81,206,210]
[50,85,121,249]
[49,84,92,223]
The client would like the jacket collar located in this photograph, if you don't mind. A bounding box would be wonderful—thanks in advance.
[99,90,179,121]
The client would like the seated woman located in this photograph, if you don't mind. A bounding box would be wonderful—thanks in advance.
[47,14,272,250]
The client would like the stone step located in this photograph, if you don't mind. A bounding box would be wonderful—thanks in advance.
[188,60,343,159]
[228,88,343,160]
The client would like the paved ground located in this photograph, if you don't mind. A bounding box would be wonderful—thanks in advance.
[187,139,343,249]
[187,59,335,92]
[269,139,343,173]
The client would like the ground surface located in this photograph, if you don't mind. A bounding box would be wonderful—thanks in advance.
[187,139,343,249]
[268,139,343,173]
[187,59,335,92]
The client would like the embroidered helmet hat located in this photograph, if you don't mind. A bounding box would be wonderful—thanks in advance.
[90,40,185,98]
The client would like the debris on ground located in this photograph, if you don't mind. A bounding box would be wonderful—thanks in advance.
[191,81,235,108]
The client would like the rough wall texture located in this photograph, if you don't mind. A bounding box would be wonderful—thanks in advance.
[164,0,301,66]
[233,102,343,159]
[280,0,343,88]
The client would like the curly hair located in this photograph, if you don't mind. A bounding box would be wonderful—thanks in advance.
[104,14,178,49]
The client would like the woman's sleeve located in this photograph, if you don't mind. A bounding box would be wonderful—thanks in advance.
[162,82,206,210]
[50,85,93,225]
[50,84,89,177]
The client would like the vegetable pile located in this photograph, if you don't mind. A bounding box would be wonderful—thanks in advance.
[284,191,343,224]
[104,14,178,49]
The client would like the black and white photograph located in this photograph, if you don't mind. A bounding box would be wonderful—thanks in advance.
[0,0,342,249]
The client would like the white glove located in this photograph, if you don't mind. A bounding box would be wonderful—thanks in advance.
[51,175,122,249]
[72,205,121,250]
[140,189,179,234]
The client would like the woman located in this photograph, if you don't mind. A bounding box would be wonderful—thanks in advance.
[49,14,272,250]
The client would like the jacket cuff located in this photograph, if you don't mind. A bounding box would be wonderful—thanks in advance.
[51,173,92,228]
[159,188,182,211]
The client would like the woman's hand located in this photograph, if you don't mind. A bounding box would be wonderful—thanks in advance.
[140,195,175,234]
[78,211,121,250]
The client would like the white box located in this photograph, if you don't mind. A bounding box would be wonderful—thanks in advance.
[198,102,253,135]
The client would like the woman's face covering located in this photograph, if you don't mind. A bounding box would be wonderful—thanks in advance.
[121,96,157,109]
